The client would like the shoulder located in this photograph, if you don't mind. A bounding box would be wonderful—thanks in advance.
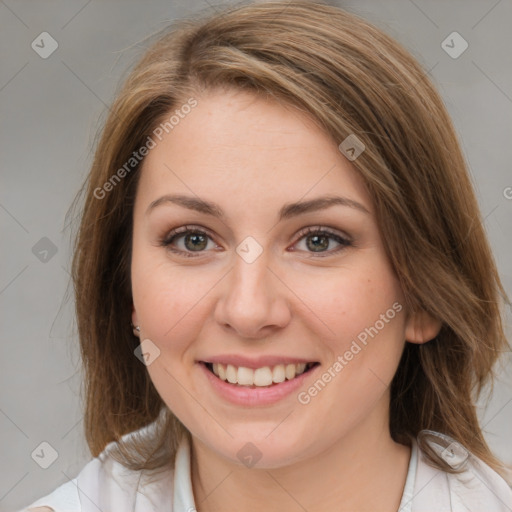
[19,439,176,512]
[17,475,80,512]
[412,430,512,511]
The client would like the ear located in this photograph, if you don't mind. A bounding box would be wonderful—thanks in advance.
[131,305,140,337]
[405,310,442,344]
[131,304,138,327]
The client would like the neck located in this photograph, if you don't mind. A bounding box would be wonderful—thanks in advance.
[189,409,411,512]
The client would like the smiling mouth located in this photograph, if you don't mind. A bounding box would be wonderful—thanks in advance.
[202,361,320,388]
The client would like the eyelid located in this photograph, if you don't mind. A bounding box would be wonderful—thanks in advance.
[161,224,352,243]
[161,224,217,244]
[294,225,353,244]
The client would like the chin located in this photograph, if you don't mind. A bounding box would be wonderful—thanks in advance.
[200,428,314,470]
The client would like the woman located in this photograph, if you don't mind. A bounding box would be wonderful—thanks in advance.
[22,1,512,511]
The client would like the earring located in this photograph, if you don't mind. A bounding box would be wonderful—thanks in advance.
[131,323,141,335]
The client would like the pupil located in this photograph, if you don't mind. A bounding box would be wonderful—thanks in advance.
[307,234,328,251]
[185,233,207,251]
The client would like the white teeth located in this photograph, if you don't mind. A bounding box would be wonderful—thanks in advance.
[226,364,237,384]
[254,367,273,386]
[209,362,313,387]
[285,363,296,380]
[217,363,227,381]
[272,364,286,383]
[237,366,254,386]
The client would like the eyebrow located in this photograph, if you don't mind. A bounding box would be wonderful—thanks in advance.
[146,193,370,220]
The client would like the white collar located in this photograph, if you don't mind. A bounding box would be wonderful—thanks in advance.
[173,435,197,512]
[172,435,420,512]
[42,427,511,512]
[170,432,512,512]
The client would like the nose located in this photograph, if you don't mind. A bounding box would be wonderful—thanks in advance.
[214,247,291,339]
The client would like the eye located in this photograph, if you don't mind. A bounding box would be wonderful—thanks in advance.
[160,225,352,258]
[291,226,352,257]
[160,225,218,258]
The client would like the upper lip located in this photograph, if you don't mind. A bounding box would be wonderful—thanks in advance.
[199,355,319,369]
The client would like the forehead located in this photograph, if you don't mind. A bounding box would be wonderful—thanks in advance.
[137,88,372,214]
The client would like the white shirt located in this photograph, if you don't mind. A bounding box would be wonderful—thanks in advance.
[20,423,512,512]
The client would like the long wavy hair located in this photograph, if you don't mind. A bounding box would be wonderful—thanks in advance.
[69,0,510,478]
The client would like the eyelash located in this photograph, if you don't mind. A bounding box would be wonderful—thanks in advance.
[159,225,353,258]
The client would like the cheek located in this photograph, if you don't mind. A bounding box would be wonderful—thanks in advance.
[332,276,405,385]
[296,260,404,342]
[297,270,406,415]
[297,258,407,393]
[131,251,215,354]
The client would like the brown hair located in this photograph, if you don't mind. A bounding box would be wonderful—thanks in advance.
[69,0,511,477]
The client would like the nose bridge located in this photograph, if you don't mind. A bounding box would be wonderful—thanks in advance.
[232,248,272,300]
[215,240,290,336]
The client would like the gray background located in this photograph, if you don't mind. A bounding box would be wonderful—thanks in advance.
[1,0,511,510]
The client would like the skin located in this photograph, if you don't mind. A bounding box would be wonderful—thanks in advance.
[131,87,441,512]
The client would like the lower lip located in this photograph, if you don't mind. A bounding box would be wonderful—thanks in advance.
[198,362,319,406]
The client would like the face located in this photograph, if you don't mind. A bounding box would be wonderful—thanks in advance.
[131,88,419,468]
